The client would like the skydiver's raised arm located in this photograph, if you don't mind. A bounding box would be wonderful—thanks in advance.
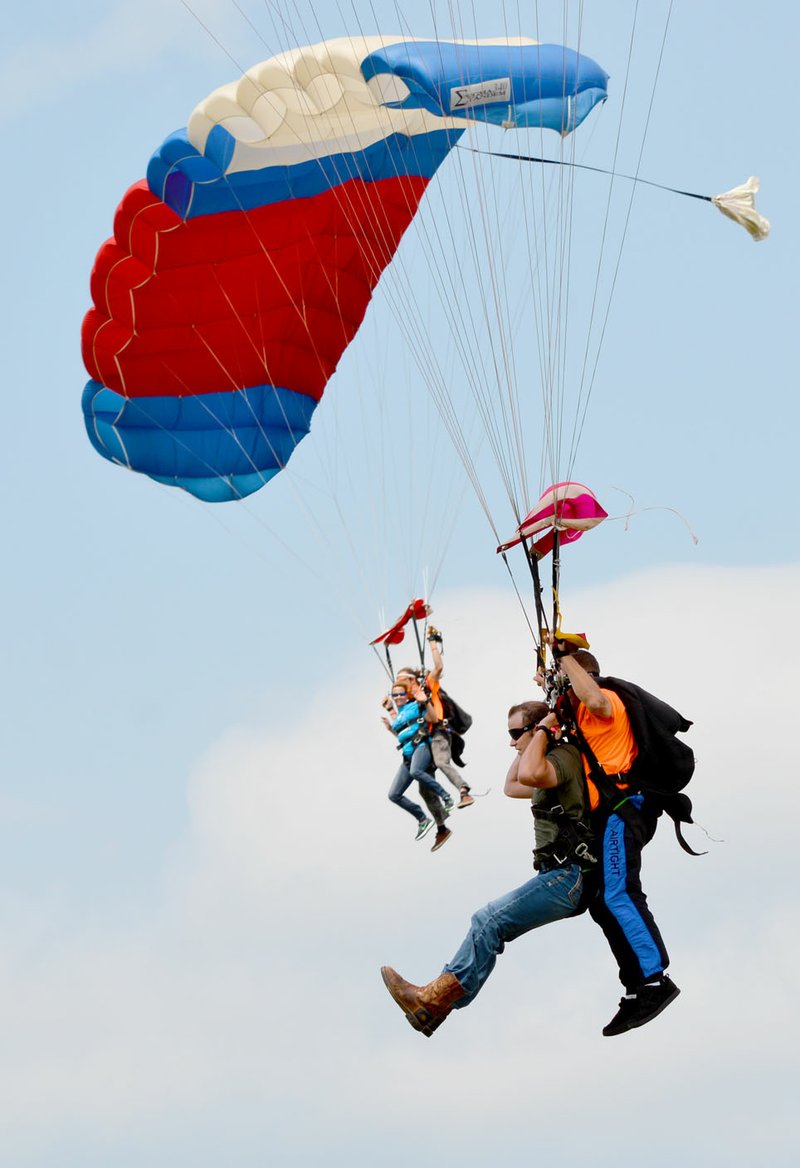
[504,754,531,799]
[516,714,559,789]
[553,640,612,718]
[427,637,444,682]
[411,682,440,726]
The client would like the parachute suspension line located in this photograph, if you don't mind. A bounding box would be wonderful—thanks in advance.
[410,614,427,674]
[177,1,605,601]
[468,0,534,511]
[373,639,395,684]
[566,0,675,486]
[268,10,455,604]
[172,2,456,620]
[142,284,377,635]
[553,0,641,491]
[396,121,528,518]
[449,134,544,523]
[500,549,540,656]
[519,532,548,673]
[179,1,252,77]
[270,0,509,559]
[358,0,534,528]
[305,4,494,605]
[338,139,512,548]
[299,0,571,559]
[229,0,274,51]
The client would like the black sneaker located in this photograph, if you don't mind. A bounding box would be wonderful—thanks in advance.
[602,995,637,1037]
[603,975,681,1037]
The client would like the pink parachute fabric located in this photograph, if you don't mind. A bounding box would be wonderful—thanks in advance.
[497,482,608,557]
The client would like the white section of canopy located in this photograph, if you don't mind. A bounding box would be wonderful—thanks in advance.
[187,35,539,176]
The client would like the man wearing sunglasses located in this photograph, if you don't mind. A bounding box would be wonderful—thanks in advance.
[380,699,594,1035]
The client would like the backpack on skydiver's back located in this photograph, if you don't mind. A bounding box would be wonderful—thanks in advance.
[438,689,472,768]
[598,676,701,854]
[439,690,473,736]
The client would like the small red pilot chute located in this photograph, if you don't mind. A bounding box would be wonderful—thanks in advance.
[370,599,431,647]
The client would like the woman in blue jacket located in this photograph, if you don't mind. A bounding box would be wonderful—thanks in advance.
[383,678,451,848]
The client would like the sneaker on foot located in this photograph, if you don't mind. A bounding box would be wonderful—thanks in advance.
[415,817,433,842]
[602,995,637,1037]
[457,788,475,809]
[442,794,455,813]
[431,826,452,852]
[603,975,681,1036]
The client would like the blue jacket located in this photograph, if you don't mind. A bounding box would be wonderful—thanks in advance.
[392,701,429,758]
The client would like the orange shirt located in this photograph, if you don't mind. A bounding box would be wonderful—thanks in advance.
[577,689,638,810]
[425,672,445,723]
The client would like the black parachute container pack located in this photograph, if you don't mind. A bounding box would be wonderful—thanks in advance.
[439,689,472,767]
[581,676,703,856]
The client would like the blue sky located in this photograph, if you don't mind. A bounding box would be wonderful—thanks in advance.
[1,2,798,1165]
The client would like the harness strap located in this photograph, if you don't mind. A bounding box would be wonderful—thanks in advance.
[674,820,708,857]
[561,702,705,856]
[558,705,647,835]
[532,802,598,869]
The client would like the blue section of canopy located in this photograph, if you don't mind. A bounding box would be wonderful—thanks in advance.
[360,41,608,131]
[147,126,460,220]
[82,381,318,502]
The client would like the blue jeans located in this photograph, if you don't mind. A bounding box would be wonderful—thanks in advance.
[444,864,584,1005]
[388,741,449,822]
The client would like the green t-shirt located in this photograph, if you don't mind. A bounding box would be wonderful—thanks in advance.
[530,741,586,850]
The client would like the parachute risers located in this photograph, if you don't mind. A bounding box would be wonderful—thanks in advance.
[497,483,606,675]
[497,482,608,557]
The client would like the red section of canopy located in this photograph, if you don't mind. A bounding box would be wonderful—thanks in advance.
[370,599,430,646]
[82,174,429,399]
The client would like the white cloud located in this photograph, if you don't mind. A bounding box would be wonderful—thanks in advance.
[0,563,798,1165]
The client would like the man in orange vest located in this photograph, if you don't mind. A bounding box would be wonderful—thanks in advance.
[554,640,680,1036]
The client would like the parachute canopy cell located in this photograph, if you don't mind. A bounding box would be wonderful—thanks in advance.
[81,35,608,502]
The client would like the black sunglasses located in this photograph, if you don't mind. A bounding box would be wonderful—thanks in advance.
[508,722,537,741]
[391,691,408,699]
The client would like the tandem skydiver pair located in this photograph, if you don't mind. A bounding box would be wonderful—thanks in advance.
[381,623,475,853]
[381,635,692,1038]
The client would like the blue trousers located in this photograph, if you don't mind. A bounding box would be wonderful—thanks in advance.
[444,864,584,1005]
[388,741,449,822]
[589,795,669,990]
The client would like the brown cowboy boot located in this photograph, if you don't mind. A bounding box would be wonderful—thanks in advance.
[380,966,465,1037]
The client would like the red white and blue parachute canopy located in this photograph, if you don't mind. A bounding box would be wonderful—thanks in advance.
[497,481,608,557]
[82,36,608,503]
